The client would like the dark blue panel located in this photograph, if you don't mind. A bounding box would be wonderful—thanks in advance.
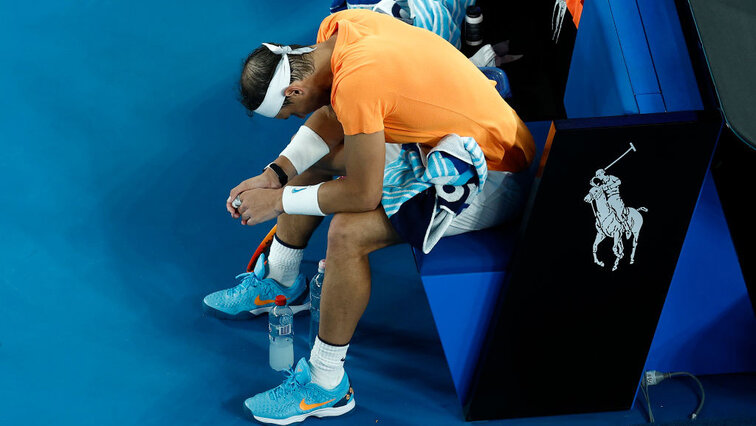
[556,110,701,130]
[636,93,666,113]
[422,271,508,403]
[415,226,517,275]
[637,0,704,111]
[644,172,756,375]
[609,0,661,96]
[564,0,638,118]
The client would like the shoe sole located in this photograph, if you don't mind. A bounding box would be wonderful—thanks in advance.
[202,300,311,320]
[245,398,355,425]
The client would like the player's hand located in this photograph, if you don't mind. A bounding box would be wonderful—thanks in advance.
[227,169,279,218]
[237,188,284,226]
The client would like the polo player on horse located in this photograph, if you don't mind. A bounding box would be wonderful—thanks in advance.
[591,168,631,236]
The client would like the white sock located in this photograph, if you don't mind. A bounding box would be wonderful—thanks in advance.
[309,337,348,390]
[266,235,303,287]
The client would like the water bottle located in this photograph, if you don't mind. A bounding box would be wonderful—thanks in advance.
[268,295,294,371]
[463,5,484,57]
[308,259,325,350]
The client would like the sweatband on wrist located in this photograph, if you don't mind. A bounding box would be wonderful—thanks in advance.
[282,183,326,216]
[280,126,330,174]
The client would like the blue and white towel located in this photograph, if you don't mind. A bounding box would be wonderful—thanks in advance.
[330,0,476,49]
[382,134,488,253]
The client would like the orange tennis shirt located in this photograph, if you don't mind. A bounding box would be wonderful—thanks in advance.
[316,10,535,172]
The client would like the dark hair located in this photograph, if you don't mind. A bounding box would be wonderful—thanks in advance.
[239,43,315,116]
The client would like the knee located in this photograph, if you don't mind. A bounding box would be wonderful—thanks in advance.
[327,213,367,256]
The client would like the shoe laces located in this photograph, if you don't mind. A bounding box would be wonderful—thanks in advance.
[270,368,303,401]
[228,272,262,297]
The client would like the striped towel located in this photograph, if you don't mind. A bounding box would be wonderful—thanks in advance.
[382,134,488,253]
[330,0,476,49]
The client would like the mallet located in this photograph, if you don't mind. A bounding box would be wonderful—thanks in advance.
[605,142,636,170]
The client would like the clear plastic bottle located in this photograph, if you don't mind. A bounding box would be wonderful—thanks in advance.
[308,259,325,350]
[268,295,294,371]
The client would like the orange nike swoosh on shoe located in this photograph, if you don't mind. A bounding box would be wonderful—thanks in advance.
[299,398,335,411]
[254,295,275,306]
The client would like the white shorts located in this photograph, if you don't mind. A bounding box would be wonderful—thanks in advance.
[443,170,529,236]
[383,143,529,237]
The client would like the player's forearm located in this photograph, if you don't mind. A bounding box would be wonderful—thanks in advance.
[314,130,385,213]
[269,156,297,184]
[275,107,343,181]
[280,130,384,216]
[317,177,382,214]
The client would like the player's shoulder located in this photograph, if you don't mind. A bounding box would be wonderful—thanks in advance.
[332,45,384,92]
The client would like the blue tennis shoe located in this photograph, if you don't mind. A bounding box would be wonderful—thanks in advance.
[244,358,355,425]
[203,254,309,319]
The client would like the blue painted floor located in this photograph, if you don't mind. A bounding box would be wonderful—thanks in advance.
[1,1,755,425]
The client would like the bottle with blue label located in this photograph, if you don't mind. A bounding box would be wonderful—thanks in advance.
[308,259,325,350]
[268,295,294,371]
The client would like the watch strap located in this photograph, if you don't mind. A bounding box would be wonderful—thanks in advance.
[264,162,288,186]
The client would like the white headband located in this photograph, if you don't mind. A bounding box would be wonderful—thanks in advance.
[253,43,316,118]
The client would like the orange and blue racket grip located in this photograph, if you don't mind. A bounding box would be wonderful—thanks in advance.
[247,225,277,272]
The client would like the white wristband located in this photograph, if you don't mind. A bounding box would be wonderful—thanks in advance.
[282,183,326,216]
[280,126,330,175]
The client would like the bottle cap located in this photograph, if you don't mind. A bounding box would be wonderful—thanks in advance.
[466,5,482,18]
[274,295,287,306]
[318,259,326,273]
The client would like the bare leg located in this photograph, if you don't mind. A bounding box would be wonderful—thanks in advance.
[319,208,403,345]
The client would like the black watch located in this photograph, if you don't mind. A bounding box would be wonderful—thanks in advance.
[264,162,288,186]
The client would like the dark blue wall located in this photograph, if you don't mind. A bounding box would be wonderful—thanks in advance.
[0,1,342,423]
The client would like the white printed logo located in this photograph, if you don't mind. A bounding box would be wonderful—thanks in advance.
[583,143,648,271]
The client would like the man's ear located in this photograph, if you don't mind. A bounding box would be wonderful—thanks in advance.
[284,83,305,98]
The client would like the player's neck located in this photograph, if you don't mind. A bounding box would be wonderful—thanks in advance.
[311,36,336,87]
